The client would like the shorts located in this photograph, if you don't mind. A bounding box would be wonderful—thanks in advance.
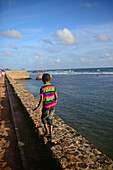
[41,106,55,125]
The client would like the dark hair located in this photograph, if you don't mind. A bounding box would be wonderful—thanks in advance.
[42,73,51,83]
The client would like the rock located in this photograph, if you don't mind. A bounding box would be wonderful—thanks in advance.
[33,70,46,73]
[36,74,52,80]
[36,74,43,80]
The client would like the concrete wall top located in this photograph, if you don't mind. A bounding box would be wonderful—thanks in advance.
[6,70,30,79]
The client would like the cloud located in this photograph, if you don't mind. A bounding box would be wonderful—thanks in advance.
[81,2,98,8]
[97,34,110,41]
[22,29,42,33]
[49,57,61,65]
[35,52,45,58]
[56,28,75,45]
[8,0,14,6]
[3,50,13,57]
[80,57,85,62]
[0,0,14,6]
[35,55,38,59]
[9,44,18,49]
[46,49,60,53]
[40,39,54,45]
[0,29,24,39]
[105,53,110,57]
[35,52,45,57]
[56,58,61,63]
[28,58,34,64]
[109,57,113,60]
[83,3,92,7]
[105,53,113,60]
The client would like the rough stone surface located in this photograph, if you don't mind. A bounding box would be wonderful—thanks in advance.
[6,73,113,170]
[5,70,30,79]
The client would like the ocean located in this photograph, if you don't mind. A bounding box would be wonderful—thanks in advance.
[17,67,113,160]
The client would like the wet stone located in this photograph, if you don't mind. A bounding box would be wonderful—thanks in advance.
[65,150,76,155]
[69,130,75,134]
[89,163,100,169]
[78,155,87,160]
[66,155,79,163]
[105,160,112,165]
[60,158,68,168]
[74,152,79,156]
[77,162,87,169]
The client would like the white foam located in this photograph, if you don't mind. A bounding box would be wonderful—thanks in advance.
[47,70,113,75]
[28,69,113,76]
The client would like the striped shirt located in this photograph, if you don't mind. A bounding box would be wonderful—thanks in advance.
[40,83,57,108]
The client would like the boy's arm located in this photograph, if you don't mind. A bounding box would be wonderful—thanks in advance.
[33,95,43,111]
[55,92,58,103]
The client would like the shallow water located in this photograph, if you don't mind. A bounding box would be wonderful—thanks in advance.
[17,69,113,160]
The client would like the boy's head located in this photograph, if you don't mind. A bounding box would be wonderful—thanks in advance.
[42,73,51,84]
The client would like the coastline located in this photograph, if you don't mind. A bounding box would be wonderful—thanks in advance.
[23,70,113,160]
[4,71,113,169]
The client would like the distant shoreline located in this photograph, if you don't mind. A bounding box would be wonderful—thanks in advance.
[28,67,113,72]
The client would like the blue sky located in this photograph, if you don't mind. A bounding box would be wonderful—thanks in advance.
[0,0,113,70]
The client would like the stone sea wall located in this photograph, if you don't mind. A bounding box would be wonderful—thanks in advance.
[5,70,30,79]
[6,74,113,170]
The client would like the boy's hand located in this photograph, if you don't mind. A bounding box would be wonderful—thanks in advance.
[32,96,43,112]
[32,108,36,112]
[55,100,57,104]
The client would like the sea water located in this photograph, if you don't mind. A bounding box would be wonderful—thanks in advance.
[17,67,113,160]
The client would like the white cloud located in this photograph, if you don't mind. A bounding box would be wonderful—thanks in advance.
[35,55,38,59]
[9,44,18,49]
[105,53,110,57]
[109,56,113,60]
[80,57,85,62]
[3,50,13,57]
[98,34,110,41]
[105,53,113,60]
[28,58,33,63]
[35,52,45,57]
[0,29,24,39]
[56,28,75,45]
[56,58,61,63]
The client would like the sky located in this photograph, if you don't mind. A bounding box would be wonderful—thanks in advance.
[0,0,113,70]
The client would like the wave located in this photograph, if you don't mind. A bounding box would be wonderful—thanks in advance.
[47,70,113,75]
[28,68,113,75]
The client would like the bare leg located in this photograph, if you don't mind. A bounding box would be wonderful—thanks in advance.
[44,124,48,132]
[49,125,53,135]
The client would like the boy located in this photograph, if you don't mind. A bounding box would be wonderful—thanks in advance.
[33,73,58,138]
